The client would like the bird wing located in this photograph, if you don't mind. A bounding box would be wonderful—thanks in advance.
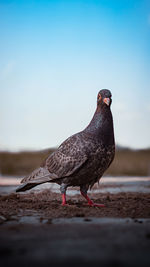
[21,166,53,184]
[21,133,88,184]
[45,150,88,179]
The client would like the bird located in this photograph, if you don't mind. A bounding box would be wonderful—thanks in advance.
[16,89,115,207]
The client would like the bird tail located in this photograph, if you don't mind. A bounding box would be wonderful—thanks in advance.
[16,181,48,192]
[16,167,55,193]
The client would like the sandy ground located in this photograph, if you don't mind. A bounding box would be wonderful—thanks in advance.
[0,190,150,221]
[0,176,150,266]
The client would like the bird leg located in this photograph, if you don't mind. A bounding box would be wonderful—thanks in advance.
[60,183,68,206]
[62,193,67,206]
[80,186,105,207]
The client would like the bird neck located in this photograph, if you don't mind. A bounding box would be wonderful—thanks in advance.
[85,105,115,145]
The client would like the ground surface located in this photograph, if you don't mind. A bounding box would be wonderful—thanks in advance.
[0,176,150,267]
[0,191,150,221]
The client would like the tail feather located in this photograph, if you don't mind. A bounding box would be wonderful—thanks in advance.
[21,167,53,184]
[16,167,53,192]
[16,182,41,192]
[16,167,62,193]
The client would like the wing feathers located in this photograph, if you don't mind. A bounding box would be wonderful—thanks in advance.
[21,167,53,183]
[20,134,88,185]
[45,151,87,178]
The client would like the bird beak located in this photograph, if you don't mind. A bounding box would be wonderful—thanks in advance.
[103,98,110,106]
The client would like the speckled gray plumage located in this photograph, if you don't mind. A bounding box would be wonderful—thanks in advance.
[17,89,115,194]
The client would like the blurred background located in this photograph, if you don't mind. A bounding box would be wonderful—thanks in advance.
[0,0,150,176]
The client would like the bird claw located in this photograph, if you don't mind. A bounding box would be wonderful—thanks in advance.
[88,202,105,207]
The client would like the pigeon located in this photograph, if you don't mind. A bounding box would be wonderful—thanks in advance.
[16,89,115,207]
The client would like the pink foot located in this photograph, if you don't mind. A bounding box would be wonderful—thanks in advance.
[61,193,67,206]
[81,192,105,207]
[88,202,105,207]
[61,193,72,206]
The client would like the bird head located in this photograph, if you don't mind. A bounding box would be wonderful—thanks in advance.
[97,89,112,107]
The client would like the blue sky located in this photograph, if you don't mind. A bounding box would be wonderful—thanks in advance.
[0,0,150,151]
